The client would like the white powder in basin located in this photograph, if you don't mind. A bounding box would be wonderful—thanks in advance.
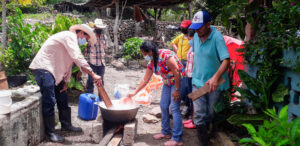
[99,100,138,110]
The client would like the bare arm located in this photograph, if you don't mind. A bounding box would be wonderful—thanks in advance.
[128,68,153,97]
[166,56,181,101]
[172,44,178,53]
[206,58,230,92]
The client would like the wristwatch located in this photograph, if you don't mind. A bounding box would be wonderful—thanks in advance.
[175,87,180,91]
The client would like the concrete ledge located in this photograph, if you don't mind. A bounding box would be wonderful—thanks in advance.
[0,92,44,146]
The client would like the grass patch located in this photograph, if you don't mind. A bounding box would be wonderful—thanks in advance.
[23,13,54,20]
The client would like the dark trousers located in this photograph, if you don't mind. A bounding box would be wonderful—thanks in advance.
[180,60,188,103]
[186,77,193,114]
[86,63,105,99]
[33,69,69,116]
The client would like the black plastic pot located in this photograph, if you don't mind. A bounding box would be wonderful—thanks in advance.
[7,75,28,87]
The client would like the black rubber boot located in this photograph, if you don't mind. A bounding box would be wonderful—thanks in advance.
[197,125,208,146]
[44,115,64,142]
[59,108,82,132]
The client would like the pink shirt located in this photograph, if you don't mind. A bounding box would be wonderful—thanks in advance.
[29,31,92,85]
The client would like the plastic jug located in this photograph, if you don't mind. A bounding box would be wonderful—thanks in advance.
[78,93,99,120]
[0,90,12,114]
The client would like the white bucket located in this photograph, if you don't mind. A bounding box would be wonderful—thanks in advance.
[0,90,12,114]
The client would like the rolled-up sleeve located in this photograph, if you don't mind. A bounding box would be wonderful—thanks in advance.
[62,34,92,72]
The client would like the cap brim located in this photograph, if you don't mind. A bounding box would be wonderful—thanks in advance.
[189,23,204,30]
[95,24,107,29]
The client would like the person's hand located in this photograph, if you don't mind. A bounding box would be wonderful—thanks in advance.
[172,90,181,101]
[120,92,135,103]
[206,76,219,93]
[60,82,68,93]
[127,92,136,98]
[92,74,102,87]
[120,96,133,103]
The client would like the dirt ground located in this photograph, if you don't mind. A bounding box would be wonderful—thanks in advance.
[38,65,223,146]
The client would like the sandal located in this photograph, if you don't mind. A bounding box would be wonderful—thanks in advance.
[184,122,196,129]
[153,133,171,140]
[164,139,183,146]
[182,119,192,124]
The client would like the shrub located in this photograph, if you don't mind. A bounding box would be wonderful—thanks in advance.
[123,37,144,60]
[240,106,300,146]
[0,8,81,76]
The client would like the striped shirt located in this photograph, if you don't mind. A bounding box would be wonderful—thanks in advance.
[84,35,106,66]
[147,49,185,86]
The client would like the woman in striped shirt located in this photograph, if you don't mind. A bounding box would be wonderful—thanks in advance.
[127,41,185,146]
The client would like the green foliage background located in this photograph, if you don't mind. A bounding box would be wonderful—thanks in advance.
[0,8,81,76]
[123,37,144,60]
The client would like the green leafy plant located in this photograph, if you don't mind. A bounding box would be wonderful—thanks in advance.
[123,37,144,60]
[0,8,82,76]
[0,8,49,75]
[240,105,300,146]
[67,66,84,91]
[49,14,82,35]
[220,0,248,39]
[235,70,289,112]
[67,77,84,91]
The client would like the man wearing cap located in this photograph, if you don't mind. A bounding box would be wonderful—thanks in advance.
[171,20,192,117]
[29,24,102,142]
[189,11,230,145]
[84,19,107,98]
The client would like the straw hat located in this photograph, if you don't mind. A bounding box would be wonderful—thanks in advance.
[69,24,97,45]
[94,19,107,29]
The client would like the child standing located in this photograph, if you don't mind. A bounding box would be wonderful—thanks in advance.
[183,29,196,129]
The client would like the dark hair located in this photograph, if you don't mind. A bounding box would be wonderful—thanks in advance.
[180,27,188,34]
[188,29,195,37]
[140,41,158,72]
[75,30,88,36]
[95,29,103,35]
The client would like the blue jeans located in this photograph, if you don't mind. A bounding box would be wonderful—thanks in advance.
[160,84,183,142]
[33,69,70,116]
[192,86,221,125]
[86,63,105,99]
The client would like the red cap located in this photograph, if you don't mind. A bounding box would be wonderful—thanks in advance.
[180,20,192,28]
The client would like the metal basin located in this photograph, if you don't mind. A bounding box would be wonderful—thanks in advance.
[96,100,139,123]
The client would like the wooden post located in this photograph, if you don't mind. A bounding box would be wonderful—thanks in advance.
[1,0,7,71]
[113,0,120,55]
[188,2,192,20]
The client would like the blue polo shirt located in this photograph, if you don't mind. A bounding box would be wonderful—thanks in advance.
[191,27,230,91]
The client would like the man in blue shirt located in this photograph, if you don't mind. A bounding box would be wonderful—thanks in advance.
[189,11,230,146]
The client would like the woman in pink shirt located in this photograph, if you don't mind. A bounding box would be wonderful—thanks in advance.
[29,24,102,142]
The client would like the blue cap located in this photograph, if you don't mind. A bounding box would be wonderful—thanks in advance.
[189,11,211,30]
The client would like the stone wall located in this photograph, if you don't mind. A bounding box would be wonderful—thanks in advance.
[0,86,44,146]
[102,20,181,47]
[102,19,228,49]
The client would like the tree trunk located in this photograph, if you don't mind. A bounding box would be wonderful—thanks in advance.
[157,9,163,20]
[154,8,157,21]
[101,8,107,18]
[188,2,192,20]
[113,0,120,54]
[1,0,7,71]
